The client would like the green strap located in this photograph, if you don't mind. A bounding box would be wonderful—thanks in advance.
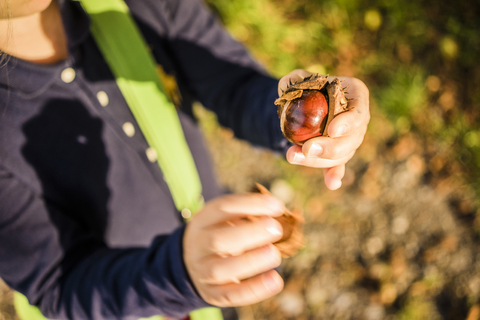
[80,0,203,214]
[15,291,223,320]
[14,292,55,320]
[138,308,224,320]
[80,0,222,319]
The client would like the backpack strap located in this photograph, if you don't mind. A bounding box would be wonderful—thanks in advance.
[79,0,222,319]
[79,0,204,214]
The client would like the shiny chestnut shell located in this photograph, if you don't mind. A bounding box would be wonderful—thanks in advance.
[275,74,351,146]
[280,90,328,145]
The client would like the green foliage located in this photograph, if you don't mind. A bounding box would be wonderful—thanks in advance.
[374,68,426,123]
[397,297,442,320]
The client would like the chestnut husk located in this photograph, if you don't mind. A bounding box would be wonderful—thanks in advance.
[256,183,305,258]
[275,74,351,145]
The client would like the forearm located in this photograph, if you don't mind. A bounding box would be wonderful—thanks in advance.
[160,0,289,152]
[191,66,287,152]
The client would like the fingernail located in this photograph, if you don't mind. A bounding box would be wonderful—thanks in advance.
[262,244,275,261]
[265,218,282,236]
[291,152,305,164]
[266,226,282,236]
[307,144,323,157]
[266,197,286,213]
[335,124,348,137]
[262,244,281,264]
[330,179,343,190]
[262,272,282,293]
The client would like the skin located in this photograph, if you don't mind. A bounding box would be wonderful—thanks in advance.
[185,73,370,305]
[0,0,51,19]
[278,69,370,191]
[0,0,67,64]
[1,0,370,309]
[183,194,285,306]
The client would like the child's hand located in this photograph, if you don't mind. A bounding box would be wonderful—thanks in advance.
[278,69,370,190]
[183,193,285,307]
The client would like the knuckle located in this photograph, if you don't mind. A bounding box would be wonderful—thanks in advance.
[222,290,237,306]
[255,247,281,269]
[208,233,226,254]
[205,291,229,307]
[203,264,223,283]
[209,197,227,213]
[353,77,368,91]
[355,135,366,148]
[348,150,357,159]
[322,142,341,159]
[213,291,236,307]
[308,157,328,168]
[365,111,371,122]
[246,281,264,302]
[291,69,305,76]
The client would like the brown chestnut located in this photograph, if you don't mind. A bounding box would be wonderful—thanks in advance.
[280,90,329,145]
[275,74,351,145]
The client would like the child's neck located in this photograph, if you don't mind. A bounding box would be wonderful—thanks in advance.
[0,0,67,65]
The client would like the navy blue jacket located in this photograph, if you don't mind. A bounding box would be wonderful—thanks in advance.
[0,0,288,319]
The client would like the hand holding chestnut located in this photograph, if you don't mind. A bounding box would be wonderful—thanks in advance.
[277,69,370,190]
[183,193,286,307]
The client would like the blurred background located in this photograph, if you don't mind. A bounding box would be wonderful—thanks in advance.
[197,0,480,319]
[1,0,480,319]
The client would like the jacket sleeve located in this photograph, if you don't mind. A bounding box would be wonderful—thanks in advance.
[0,167,209,320]
[161,0,291,153]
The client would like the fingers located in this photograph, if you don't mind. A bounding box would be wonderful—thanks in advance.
[201,270,284,307]
[287,146,356,168]
[283,76,369,166]
[301,131,364,161]
[326,106,369,139]
[183,193,287,308]
[278,72,370,190]
[323,165,346,191]
[342,77,370,110]
[206,216,283,257]
[326,78,370,138]
[196,193,286,227]
[278,69,313,96]
[198,244,282,285]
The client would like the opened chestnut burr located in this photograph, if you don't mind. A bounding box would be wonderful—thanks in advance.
[275,74,351,145]
[255,183,304,258]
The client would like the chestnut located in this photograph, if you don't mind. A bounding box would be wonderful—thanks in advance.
[280,90,329,145]
[275,74,350,145]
